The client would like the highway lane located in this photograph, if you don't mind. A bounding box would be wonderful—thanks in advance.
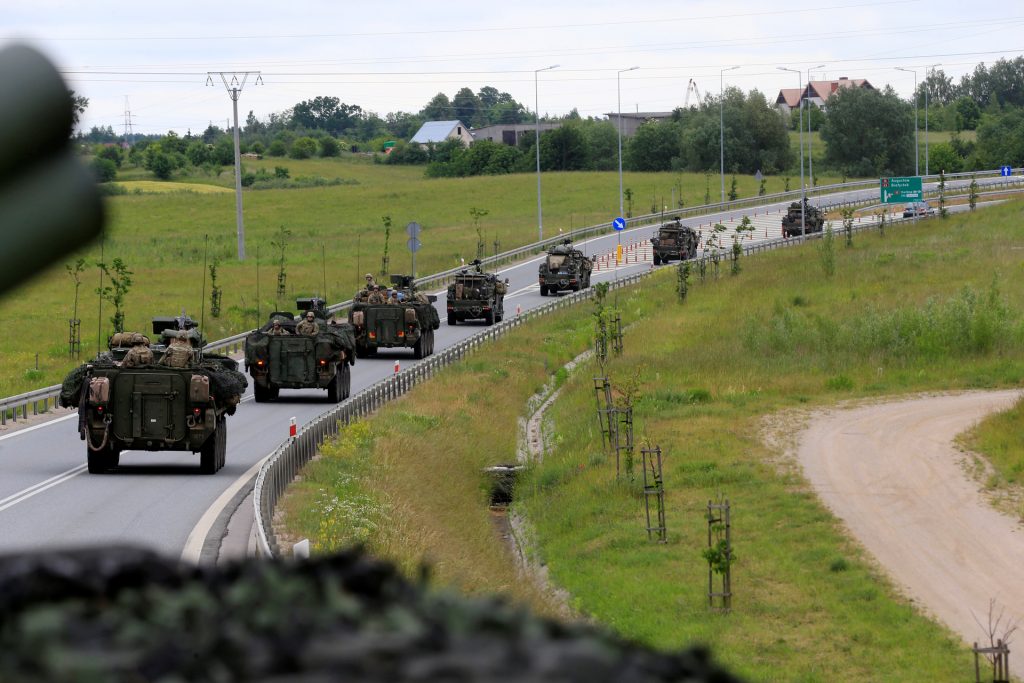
[0,178,1014,557]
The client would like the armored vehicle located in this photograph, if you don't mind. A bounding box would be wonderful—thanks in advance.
[651,218,699,265]
[244,298,356,403]
[349,275,440,359]
[781,199,825,238]
[59,316,248,475]
[538,239,593,296]
[446,260,508,326]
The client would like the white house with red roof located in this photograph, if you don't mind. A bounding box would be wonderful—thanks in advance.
[775,77,874,114]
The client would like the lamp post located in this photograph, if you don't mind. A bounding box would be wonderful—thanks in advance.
[617,66,639,218]
[719,66,739,204]
[535,64,559,243]
[806,64,824,189]
[778,66,806,241]
[896,66,919,176]
[925,63,941,176]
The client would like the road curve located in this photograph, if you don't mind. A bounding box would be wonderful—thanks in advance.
[797,390,1024,677]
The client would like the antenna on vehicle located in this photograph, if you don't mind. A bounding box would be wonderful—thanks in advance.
[200,234,208,335]
[321,243,327,306]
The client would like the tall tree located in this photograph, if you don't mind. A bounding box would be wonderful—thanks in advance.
[291,96,362,135]
[820,86,915,177]
[420,93,452,121]
[69,90,88,130]
[452,87,483,126]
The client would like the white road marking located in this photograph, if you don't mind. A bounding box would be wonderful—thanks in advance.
[0,464,87,513]
[0,412,78,442]
[180,452,274,564]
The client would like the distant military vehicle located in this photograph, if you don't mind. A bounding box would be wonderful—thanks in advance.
[539,239,593,296]
[651,218,699,265]
[349,275,440,358]
[59,316,248,475]
[244,298,356,403]
[781,199,825,238]
[447,260,508,326]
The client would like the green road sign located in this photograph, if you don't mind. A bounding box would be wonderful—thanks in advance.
[880,176,923,204]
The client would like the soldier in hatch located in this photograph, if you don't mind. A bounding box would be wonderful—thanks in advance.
[121,334,154,368]
[159,330,195,368]
[367,285,387,305]
[296,311,320,336]
[266,319,291,336]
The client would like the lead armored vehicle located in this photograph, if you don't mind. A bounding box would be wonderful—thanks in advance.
[244,298,356,403]
[59,316,248,475]
[538,239,593,296]
[651,218,699,265]
[781,199,825,238]
[349,275,440,358]
[447,260,508,326]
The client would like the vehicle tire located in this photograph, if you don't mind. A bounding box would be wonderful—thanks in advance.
[86,444,118,474]
[268,384,280,400]
[326,369,341,402]
[200,416,226,474]
[413,333,425,359]
[539,285,548,297]
[653,254,661,265]
[253,382,269,403]
[341,363,352,399]
[428,329,435,356]
[485,310,495,326]
[448,313,457,326]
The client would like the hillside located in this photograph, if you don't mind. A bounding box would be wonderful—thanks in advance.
[280,198,1024,681]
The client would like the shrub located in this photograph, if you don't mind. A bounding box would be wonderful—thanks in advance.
[90,157,117,183]
[290,137,318,159]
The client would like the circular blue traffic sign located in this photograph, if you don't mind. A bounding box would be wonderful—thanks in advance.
[613,217,626,231]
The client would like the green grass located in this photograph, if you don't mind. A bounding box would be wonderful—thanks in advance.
[280,198,1024,681]
[0,157,847,398]
[960,396,1024,487]
[788,130,978,178]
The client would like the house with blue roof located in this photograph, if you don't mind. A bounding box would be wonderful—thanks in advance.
[409,120,473,146]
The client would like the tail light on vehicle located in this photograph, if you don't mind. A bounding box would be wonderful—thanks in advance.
[369,331,377,340]
[193,407,201,417]
[256,359,265,367]
[397,330,405,338]
[318,359,327,366]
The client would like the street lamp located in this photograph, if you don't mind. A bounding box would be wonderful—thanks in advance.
[896,66,919,176]
[778,66,806,241]
[535,64,559,242]
[720,65,739,204]
[925,63,941,176]
[806,64,824,189]
[617,67,639,218]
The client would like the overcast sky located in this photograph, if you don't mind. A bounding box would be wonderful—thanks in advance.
[4,0,1022,135]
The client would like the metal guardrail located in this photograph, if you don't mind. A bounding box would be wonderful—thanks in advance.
[2,168,1017,426]
[253,205,953,558]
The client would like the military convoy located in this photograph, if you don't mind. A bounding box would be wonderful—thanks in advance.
[59,316,248,475]
[539,239,593,296]
[349,275,440,358]
[447,260,508,326]
[244,298,356,403]
[781,199,825,238]
[651,218,699,265]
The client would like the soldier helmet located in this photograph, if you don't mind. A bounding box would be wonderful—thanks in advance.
[130,333,145,345]
[365,273,374,279]
[305,312,315,319]
[272,319,281,325]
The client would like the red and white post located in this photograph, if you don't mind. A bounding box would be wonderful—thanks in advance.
[394,359,400,374]
[289,416,297,438]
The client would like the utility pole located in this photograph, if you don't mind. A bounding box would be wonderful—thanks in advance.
[122,96,134,148]
[207,71,262,260]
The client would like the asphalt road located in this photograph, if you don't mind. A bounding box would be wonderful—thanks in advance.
[0,177,1013,558]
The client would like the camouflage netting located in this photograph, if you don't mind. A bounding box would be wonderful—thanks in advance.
[245,321,357,367]
[195,354,248,404]
[58,359,116,408]
[58,355,247,409]
[0,547,742,683]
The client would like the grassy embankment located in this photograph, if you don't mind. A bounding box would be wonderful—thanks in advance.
[0,155,845,397]
[280,197,1024,681]
[960,397,1024,499]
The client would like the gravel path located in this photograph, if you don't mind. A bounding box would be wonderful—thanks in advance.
[796,390,1024,676]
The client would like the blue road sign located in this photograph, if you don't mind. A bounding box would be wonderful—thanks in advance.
[613,217,626,231]
[1001,165,1013,177]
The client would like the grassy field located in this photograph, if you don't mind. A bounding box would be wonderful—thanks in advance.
[0,157,847,398]
[960,397,1024,491]
[788,130,977,173]
[279,199,1024,680]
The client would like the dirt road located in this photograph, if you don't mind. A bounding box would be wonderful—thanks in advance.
[797,390,1024,676]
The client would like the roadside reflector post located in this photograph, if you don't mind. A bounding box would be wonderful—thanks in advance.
[516,304,521,317]
[289,416,297,438]
[394,359,400,374]
[293,538,310,560]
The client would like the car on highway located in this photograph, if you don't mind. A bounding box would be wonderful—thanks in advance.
[902,201,936,218]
